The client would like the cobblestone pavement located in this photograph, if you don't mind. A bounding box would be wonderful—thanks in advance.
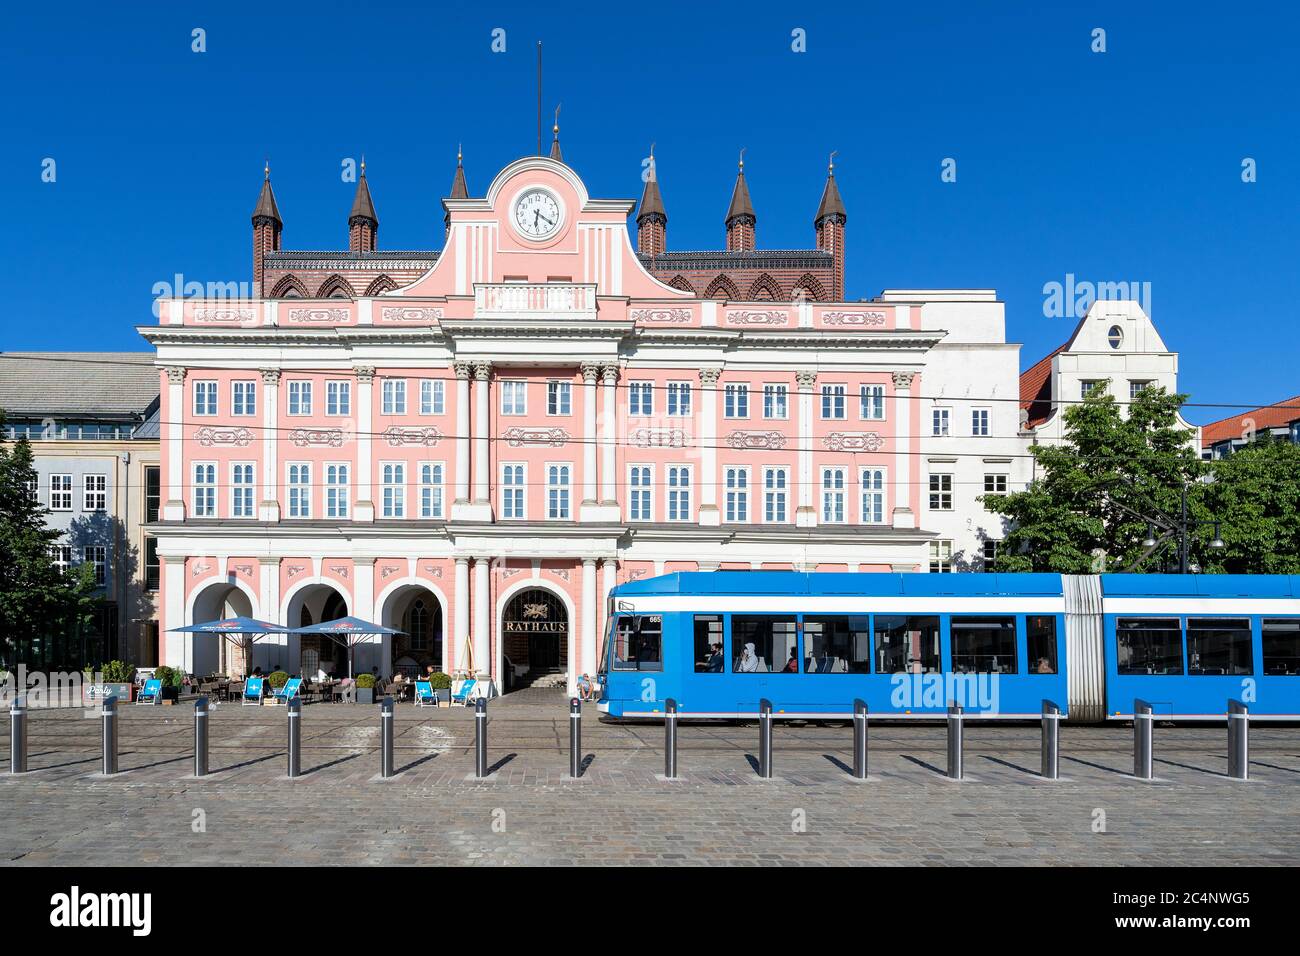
[2,694,1298,866]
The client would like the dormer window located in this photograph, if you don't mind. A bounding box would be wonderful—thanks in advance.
[1107,325,1124,349]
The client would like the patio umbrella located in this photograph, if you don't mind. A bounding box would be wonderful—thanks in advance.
[288,616,405,680]
[169,617,293,677]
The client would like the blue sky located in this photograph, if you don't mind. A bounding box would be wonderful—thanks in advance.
[2,1,1296,425]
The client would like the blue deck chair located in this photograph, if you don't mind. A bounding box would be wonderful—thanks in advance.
[414,680,438,707]
[243,676,265,706]
[270,677,302,706]
[135,678,162,705]
[449,678,477,706]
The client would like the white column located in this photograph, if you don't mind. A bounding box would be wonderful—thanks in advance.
[697,367,721,526]
[354,558,380,674]
[453,361,471,502]
[259,557,279,623]
[473,556,490,679]
[600,364,619,504]
[891,371,916,529]
[258,368,281,521]
[354,366,375,522]
[796,368,818,527]
[581,363,600,506]
[581,558,597,678]
[473,361,491,504]
[163,556,185,666]
[454,557,470,672]
[162,366,187,520]
[599,558,616,664]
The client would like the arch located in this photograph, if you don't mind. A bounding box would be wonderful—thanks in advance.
[363,274,399,296]
[495,578,577,695]
[792,272,828,302]
[269,274,309,298]
[668,274,696,294]
[746,273,783,301]
[375,576,451,675]
[316,274,356,299]
[704,274,740,300]
[185,576,260,677]
[282,578,353,678]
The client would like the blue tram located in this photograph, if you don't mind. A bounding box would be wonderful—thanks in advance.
[595,572,1300,721]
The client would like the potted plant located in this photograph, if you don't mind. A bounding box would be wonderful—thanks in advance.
[153,665,184,701]
[355,672,376,704]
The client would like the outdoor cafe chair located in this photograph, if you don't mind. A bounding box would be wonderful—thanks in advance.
[449,678,477,706]
[414,680,438,707]
[242,676,265,706]
[135,678,162,705]
[270,677,303,706]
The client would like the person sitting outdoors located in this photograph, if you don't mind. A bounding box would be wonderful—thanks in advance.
[577,673,593,701]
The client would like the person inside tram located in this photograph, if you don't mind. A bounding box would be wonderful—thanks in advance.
[1036,657,1053,674]
[707,643,723,672]
[737,643,761,672]
[783,648,799,673]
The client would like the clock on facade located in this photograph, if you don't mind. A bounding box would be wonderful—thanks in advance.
[512,187,562,240]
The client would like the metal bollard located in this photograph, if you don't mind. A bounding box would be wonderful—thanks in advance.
[474,696,488,778]
[1133,698,1153,780]
[1041,699,1060,780]
[569,697,582,778]
[9,697,28,774]
[193,696,209,777]
[286,696,301,778]
[852,699,868,780]
[1227,699,1249,781]
[758,698,773,778]
[946,702,963,780]
[664,698,678,779]
[100,694,119,775]
[380,695,394,778]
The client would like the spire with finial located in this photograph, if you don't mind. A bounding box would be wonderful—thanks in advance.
[348,155,378,252]
[444,145,469,238]
[549,104,563,161]
[725,148,756,252]
[814,150,847,300]
[251,159,282,296]
[636,143,667,257]
[814,150,847,225]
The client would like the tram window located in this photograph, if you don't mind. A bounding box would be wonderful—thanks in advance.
[874,615,940,674]
[1026,616,1058,674]
[1262,620,1300,675]
[694,615,724,673]
[1116,618,1183,675]
[732,615,798,673]
[612,615,663,671]
[951,616,1018,673]
[802,615,870,673]
[1187,618,1253,675]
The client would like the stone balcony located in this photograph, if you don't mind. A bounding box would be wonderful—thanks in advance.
[473,282,598,320]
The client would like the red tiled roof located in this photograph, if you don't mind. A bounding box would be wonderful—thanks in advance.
[1019,342,1067,429]
[1200,395,1300,449]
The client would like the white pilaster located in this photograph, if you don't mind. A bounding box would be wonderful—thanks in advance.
[580,362,600,509]
[256,368,281,521]
[354,366,375,522]
[164,557,185,666]
[453,361,471,503]
[796,368,818,527]
[892,371,916,529]
[163,367,187,520]
[473,361,491,503]
[581,558,597,679]
[698,367,721,526]
[454,557,470,672]
[600,364,619,504]
[473,557,490,678]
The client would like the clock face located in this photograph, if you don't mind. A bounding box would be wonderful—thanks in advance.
[513,188,562,240]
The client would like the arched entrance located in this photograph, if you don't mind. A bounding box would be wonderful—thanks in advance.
[189,579,256,677]
[284,583,349,678]
[378,584,446,677]
[501,587,569,689]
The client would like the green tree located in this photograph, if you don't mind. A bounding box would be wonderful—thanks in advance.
[1200,436,1300,574]
[982,384,1211,573]
[0,416,97,665]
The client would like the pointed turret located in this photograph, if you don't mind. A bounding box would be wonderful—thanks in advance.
[636,145,667,257]
[549,105,563,162]
[725,150,756,252]
[348,157,378,253]
[814,151,847,300]
[444,146,468,238]
[251,162,282,296]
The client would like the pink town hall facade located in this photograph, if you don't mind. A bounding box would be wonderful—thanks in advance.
[144,151,1030,694]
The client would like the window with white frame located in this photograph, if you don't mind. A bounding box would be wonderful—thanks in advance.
[629,465,652,521]
[861,467,885,524]
[929,540,953,573]
[1129,380,1153,400]
[501,380,527,416]
[821,467,846,522]
[628,381,653,416]
[820,384,846,420]
[325,464,349,518]
[381,463,405,518]
[231,463,255,518]
[983,474,1008,494]
[25,477,38,503]
[666,382,692,417]
[724,384,749,418]
[50,544,71,575]
[502,464,525,519]
[232,380,257,416]
[419,462,444,518]
[667,466,691,521]
[725,466,750,522]
[971,408,990,436]
[83,546,107,586]
[49,474,72,510]
[193,380,218,416]
[83,474,106,511]
[1081,380,1105,400]
[763,384,788,420]
[928,473,953,510]
[504,465,530,520]
[547,380,572,416]
[547,464,571,519]
[193,463,216,517]
[860,384,885,420]
[326,381,350,416]
[381,379,407,415]
[420,379,445,415]
[931,407,950,436]
[287,463,311,518]
[287,380,313,415]
[763,467,788,522]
